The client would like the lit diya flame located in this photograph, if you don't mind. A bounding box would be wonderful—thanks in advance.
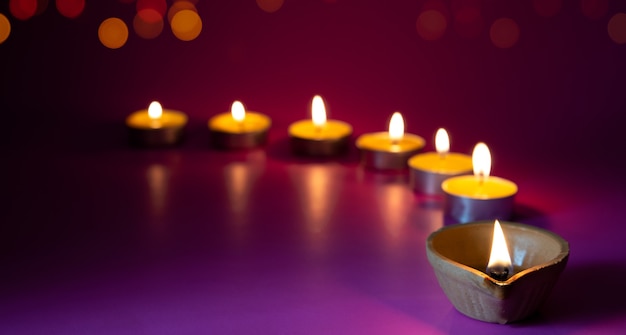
[435,128,449,158]
[388,112,404,144]
[472,142,491,184]
[312,95,327,129]
[148,101,163,120]
[231,100,246,122]
[486,220,514,281]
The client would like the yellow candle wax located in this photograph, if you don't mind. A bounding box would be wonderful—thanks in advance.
[442,175,518,199]
[288,119,353,141]
[408,152,472,174]
[126,108,187,130]
[356,132,425,153]
[208,112,271,134]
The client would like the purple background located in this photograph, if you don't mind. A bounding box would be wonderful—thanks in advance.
[2,1,626,334]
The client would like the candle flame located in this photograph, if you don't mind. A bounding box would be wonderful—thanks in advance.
[486,220,513,280]
[231,100,246,122]
[388,112,404,142]
[311,95,327,127]
[472,142,491,182]
[435,128,449,155]
[148,101,163,119]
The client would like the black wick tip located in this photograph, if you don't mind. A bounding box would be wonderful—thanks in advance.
[488,267,510,281]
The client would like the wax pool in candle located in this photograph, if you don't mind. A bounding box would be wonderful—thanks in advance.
[289,95,353,156]
[408,128,472,194]
[126,101,187,147]
[442,142,518,222]
[208,100,271,149]
[356,112,425,170]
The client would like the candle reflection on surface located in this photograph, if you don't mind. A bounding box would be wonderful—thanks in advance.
[289,163,344,253]
[223,150,266,225]
[146,163,170,237]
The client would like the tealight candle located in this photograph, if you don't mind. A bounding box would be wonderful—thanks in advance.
[126,101,187,147]
[355,112,425,170]
[289,95,353,156]
[208,100,271,150]
[408,128,472,195]
[442,143,518,223]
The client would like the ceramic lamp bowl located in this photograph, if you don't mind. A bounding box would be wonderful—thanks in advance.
[426,221,569,324]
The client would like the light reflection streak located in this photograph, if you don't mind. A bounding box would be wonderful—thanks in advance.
[223,150,266,225]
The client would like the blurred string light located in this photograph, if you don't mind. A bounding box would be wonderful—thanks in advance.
[9,0,38,20]
[56,0,85,19]
[256,0,284,13]
[490,18,520,49]
[581,0,608,20]
[98,17,128,49]
[0,13,10,44]
[416,1,448,41]
[532,0,562,18]
[608,13,626,44]
[452,0,483,39]
[170,8,202,41]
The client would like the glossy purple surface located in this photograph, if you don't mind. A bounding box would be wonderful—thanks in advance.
[2,1,626,334]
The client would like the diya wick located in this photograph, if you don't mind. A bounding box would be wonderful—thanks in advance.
[355,112,425,170]
[426,220,569,324]
[441,142,518,223]
[408,128,472,195]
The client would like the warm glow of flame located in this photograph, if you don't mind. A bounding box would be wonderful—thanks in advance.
[388,112,404,142]
[472,142,491,181]
[435,128,449,155]
[231,100,246,122]
[311,95,327,127]
[148,101,163,119]
[487,220,513,278]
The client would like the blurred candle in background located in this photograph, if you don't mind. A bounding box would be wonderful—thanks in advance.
[355,112,425,170]
[408,128,473,195]
[208,100,272,150]
[289,95,353,156]
[126,101,187,147]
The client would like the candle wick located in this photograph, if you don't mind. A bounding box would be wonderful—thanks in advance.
[439,152,447,160]
[487,265,510,281]
[238,120,245,132]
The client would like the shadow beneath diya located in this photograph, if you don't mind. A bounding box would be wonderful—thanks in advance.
[508,262,626,328]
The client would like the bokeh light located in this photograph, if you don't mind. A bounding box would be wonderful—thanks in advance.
[56,0,85,18]
[416,9,447,41]
[98,17,129,49]
[134,9,164,39]
[167,0,197,24]
[10,0,38,20]
[608,13,626,44]
[490,18,520,49]
[136,0,167,18]
[454,7,483,39]
[171,9,202,41]
[0,14,11,44]
[533,0,562,18]
[580,0,608,20]
[256,0,284,13]
[35,0,49,15]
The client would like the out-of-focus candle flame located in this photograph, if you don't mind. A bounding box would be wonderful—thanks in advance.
[231,100,246,122]
[435,128,449,156]
[148,101,163,119]
[388,112,404,143]
[486,220,513,279]
[312,95,327,127]
[472,142,491,182]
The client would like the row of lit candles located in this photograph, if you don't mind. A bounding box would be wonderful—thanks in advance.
[126,96,567,325]
[126,95,517,223]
